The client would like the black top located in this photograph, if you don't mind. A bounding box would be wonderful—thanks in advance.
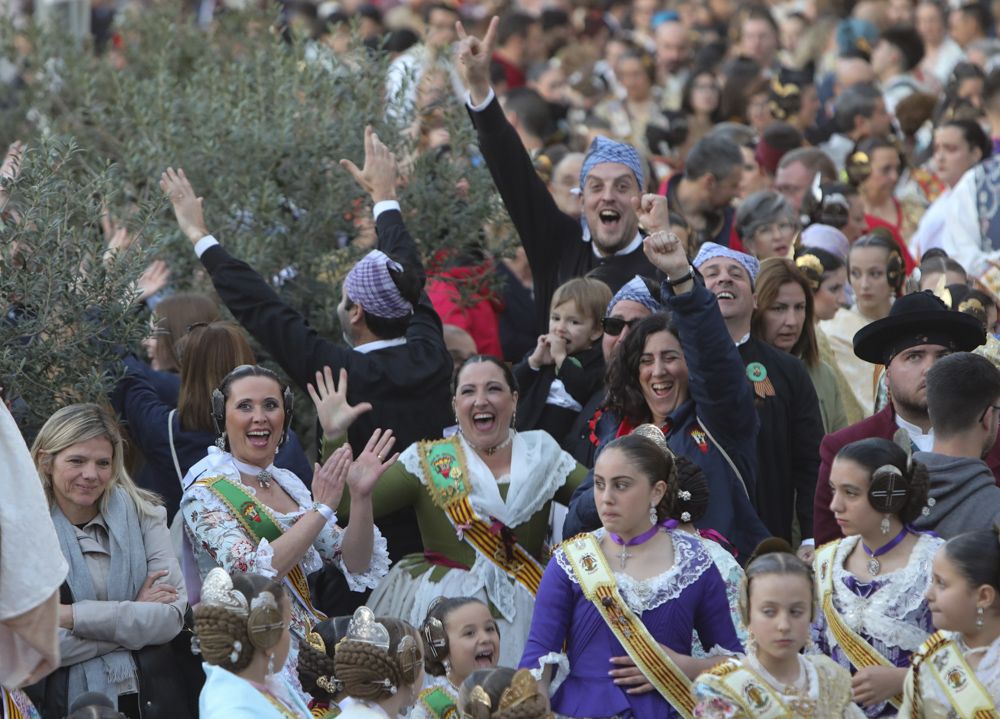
[468,96,659,334]
[496,261,537,363]
[738,338,823,541]
[198,209,454,458]
[511,343,605,450]
[198,208,454,586]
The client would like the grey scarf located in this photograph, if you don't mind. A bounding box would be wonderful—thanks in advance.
[51,486,147,708]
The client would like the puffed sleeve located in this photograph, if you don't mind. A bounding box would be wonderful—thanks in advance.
[181,483,276,577]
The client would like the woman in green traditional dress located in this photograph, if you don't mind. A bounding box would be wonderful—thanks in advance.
[312,357,588,667]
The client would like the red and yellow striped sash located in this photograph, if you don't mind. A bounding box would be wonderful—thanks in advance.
[563,533,694,719]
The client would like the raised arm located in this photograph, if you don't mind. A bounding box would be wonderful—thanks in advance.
[455,17,580,331]
[160,168,352,390]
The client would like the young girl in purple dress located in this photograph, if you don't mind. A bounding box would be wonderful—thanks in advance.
[520,427,741,718]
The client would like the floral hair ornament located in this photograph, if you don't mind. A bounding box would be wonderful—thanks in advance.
[795,253,824,292]
[200,568,249,616]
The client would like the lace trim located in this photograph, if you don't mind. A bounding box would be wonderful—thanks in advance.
[528,651,570,696]
[400,431,575,526]
[554,529,712,612]
[338,525,391,591]
[825,534,942,653]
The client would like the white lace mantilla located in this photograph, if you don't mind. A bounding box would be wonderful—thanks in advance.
[825,534,942,654]
[555,528,712,613]
[398,430,577,620]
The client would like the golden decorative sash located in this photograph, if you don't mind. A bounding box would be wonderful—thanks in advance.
[703,660,791,719]
[912,632,999,719]
[814,540,902,709]
[562,533,695,719]
[2,689,29,719]
[417,437,543,596]
[196,475,327,625]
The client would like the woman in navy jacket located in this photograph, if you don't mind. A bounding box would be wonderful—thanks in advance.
[564,271,769,560]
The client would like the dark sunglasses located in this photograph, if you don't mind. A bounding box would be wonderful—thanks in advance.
[602,316,640,336]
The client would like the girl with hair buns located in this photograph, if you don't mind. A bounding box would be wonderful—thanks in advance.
[413,597,499,719]
[668,456,748,657]
[194,569,308,718]
[899,527,1000,716]
[693,541,865,718]
[521,427,741,719]
[794,247,865,426]
[296,617,350,718]
[814,435,942,716]
[333,607,425,718]
[819,234,903,417]
[457,668,552,719]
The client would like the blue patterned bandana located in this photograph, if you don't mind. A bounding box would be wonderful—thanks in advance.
[607,275,661,315]
[344,249,413,319]
[693,242,760,285]
[580,136,645,191]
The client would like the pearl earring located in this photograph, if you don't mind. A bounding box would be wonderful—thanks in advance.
[880,515,891,535]
[649,504,657,524]
[976,606,985,627]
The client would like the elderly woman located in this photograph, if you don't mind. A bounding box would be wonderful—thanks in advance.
[314,357,588,668]
[27,404,190,719]
[180,364,392,691]
[752,257,849,433]
[734,189,798,260]
[565,220,770,558]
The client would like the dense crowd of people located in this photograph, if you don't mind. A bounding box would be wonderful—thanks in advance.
[4,0,1000,717]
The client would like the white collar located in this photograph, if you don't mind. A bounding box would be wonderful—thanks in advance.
[894,413,934,452]
[230,455,277,477]
[353,337,407,354]
[735,332,751,347]
[587,228,644,258]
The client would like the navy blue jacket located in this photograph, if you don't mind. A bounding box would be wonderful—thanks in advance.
[116,356,312,521]
[564,278,770,559]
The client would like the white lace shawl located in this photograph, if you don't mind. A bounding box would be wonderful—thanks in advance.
[398,430,577,619]
[554,528,712,613]
[821,534,942,654]
[181,447,390,591]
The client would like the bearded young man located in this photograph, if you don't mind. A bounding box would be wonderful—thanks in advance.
[813,291,999,544]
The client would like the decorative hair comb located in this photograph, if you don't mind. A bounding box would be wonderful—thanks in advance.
[345,606,390,651]
[498,669,541,710]
[201,568,249,615]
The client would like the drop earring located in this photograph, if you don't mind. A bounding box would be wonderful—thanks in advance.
[267,651,275,676]
[215,432,227,451]
[977,606,985,627]
[880,515,891,535]
[649,504,657,525]
[746,630,757,656]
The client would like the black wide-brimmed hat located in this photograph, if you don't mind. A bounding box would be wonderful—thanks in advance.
[853,291,986,364]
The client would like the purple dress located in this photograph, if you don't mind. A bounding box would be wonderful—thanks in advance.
[811,534,941,718]
[519,529,742,718]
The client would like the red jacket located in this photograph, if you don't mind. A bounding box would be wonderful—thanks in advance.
[813,404,1000,544]
[426,263,504,358]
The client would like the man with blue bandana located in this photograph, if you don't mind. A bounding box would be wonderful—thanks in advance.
[455,17,660,335]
